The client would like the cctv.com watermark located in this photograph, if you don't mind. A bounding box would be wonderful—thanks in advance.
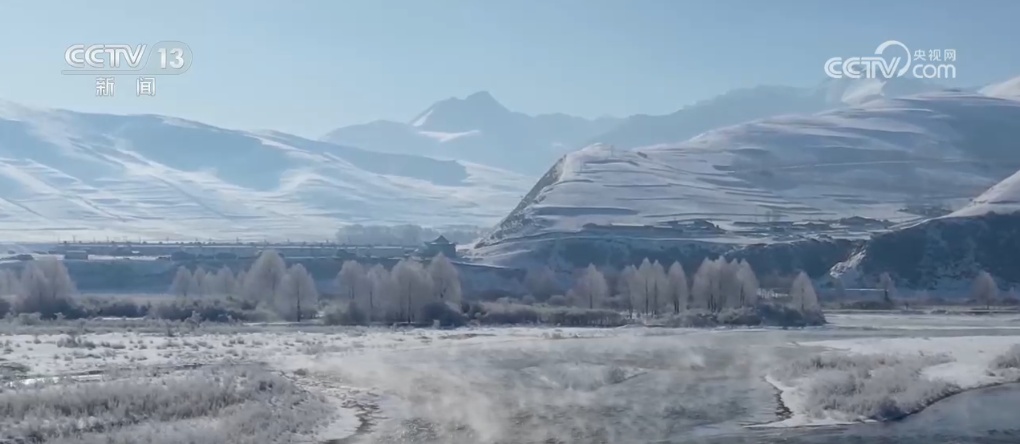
[824,40,957,80]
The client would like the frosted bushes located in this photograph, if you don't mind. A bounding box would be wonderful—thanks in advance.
[0,364,329,444]
[991,344,1020,370]
[775,353,958,421]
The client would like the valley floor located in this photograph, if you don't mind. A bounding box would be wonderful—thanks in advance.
[1,314,1020,443]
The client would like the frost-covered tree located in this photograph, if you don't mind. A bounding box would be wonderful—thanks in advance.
[736,260,759,307]
[649,261,669,315]
[617,265,638,316]
[391,259,433,323]
[667,261,689,313]
[277,264,318,322]
[0,269,19,296]
[878,272,896,305]
[972,270,998,309]
[192,266,208,297]
[524,265,560,300]
[16,258,77,318]
[206,266,236,296]
[363,264,391,321]
[572,263,609,309]
[691,258,722,312]
[234,270,247,296]
[243,250,287,302]
[718,260,744,309]
[789,271,820,313]
[170,266,196,298]
[428,253,462,303]
[337,260,367,301]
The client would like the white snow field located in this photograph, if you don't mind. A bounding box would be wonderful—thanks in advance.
[472,91,1020,266]
[0,100,532,242]
[2,314,1020,443]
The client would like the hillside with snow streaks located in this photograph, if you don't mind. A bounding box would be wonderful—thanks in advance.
[473,93,1020,267]
[0,101,531,241]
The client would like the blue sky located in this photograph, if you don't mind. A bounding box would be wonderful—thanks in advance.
[2,0,1018,137]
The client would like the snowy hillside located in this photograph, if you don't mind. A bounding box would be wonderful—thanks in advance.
[321,91,621,174]
[587,78,951,149]
[472,92,1020,268]
[833,166,1020,290]
[980,75,1020,100]
[0,101,532,242]
[947,168,1020,218]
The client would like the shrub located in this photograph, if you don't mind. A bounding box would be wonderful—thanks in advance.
[991,344,1020,370]
[148,299,264,323]
[418,301,468,327]
[322,303,366,326]
[79,297,149,318]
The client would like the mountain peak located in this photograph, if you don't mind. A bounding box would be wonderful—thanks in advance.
[410,91,512,130]
[464,90,500,105]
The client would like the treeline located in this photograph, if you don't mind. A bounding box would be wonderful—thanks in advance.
[334,224,486,246]
[0,251,823,327]
[521,257,821,316]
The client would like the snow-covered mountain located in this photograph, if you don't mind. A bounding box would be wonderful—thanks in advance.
[321,91,621,174]
[0,101,532,242]
[322,79,951,174]
[471,91,1020,269]
[832,168,1020,291]
[584,77,953,150]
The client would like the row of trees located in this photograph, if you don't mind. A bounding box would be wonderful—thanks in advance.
[169,251,463,323]
[170,251,318,321]
[549,257,820,316]
[334,253,462,323]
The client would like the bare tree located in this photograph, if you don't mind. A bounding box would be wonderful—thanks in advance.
[337,260,367,301]
[277,264,319,322]
[243,250,287,303]
[667,261,689,313]
[789,271,820,313]
[170,266,196,298]
[878,272,896,305]
[524,265,560,300]
[428,253,462,304]
[972,270,998,310]
[572,263,608,309]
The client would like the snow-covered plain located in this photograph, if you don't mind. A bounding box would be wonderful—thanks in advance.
[3,314,1020,443]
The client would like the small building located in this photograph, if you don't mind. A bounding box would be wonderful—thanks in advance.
[422,235,456,258]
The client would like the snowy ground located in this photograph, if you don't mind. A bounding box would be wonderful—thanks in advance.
[2,314,1020,443]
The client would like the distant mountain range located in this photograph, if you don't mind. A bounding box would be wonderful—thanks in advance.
[0,101,531,242]
[321,77,954,174]
[0,75,1013,245]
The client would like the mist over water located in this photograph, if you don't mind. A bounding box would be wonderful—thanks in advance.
[317,327,1020,444]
